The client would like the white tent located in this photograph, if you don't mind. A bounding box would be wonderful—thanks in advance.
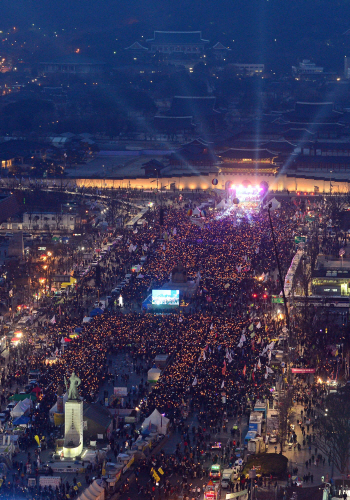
[215,199,229,210]
[147,366,161,383]
[83,316,93,323]
[141,409,169,435]
[11,398,32,418]
[77,480,105,500]
[192,207,202,216]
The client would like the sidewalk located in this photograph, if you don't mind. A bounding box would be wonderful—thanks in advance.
[267,403,333,487]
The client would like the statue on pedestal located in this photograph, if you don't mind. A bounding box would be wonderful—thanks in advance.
[171,262,187,283]
[64,372,81,400]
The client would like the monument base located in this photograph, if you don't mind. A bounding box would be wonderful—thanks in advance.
[63,400,83,458]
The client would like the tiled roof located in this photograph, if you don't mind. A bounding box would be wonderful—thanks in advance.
[147,31,209,44]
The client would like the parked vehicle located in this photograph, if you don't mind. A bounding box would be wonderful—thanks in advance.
[247,437,265,454]
[209,464,221,480]
[6,402,16,412]
[0,411,10,424]
[221,468,236,489]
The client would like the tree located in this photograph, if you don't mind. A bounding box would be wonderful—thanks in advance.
[277,389,293,453]
[0,98,55,134]
[316,387,350,474]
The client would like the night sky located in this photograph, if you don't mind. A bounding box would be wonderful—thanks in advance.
[2,0,350,69]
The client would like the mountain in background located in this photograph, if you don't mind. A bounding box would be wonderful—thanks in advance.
[2,0,350,72]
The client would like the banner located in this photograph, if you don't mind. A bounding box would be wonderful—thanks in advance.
[291,368,315,373]
[114,387,128,397]
[123,456,134,474]
[53,413,64,426]
[226,490,248,499]
[39,477,62,487]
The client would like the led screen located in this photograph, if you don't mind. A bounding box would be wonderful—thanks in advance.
[152,290,179,306]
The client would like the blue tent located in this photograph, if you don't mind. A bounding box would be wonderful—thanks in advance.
[13,415,30,426]
[142,295,152,310]
[90,308,103,317]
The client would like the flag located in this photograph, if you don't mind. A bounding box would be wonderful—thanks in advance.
[192,377,197,387]
[221,380,225,388]
[243,365,246,376]
[190,217,205,228]
[49,315,56,325]
[222,360,227,376]
[248,323,254,332]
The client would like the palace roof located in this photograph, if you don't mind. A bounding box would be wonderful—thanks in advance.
[146,31,209,44]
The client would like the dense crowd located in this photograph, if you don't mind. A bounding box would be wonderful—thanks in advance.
[3,196,341,499]
[12,202,299,434]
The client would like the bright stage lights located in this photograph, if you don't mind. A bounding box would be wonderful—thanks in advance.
[229,184,261,193]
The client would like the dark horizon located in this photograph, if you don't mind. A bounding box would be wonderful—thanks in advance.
[2,0,350,72]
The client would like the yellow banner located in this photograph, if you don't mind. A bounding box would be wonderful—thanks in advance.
[53,413,64,426]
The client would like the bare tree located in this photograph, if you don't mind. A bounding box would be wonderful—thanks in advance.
[278,389,294,453]
[316,387,350,474]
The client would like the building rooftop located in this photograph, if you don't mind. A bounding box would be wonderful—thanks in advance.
[294,155,350,165]
[146,31,209,44]
[153,116,195,133]
[212,42,231,50]
[283,102,343,123]
[219,148,277,160]
[312,268,350,278]
[40,55,105,65]
[0,140,52,156]
[83,403,112,429]
[260,140,296,154]
[125,41,148,51]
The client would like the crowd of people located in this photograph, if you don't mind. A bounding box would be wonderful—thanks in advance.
[0,194,346,499]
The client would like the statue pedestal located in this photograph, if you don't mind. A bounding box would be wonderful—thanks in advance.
[63,400,83,458]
